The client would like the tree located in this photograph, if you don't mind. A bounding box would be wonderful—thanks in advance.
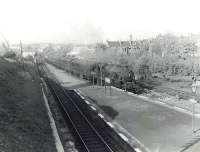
[134,54,152,80]
[3,51,16,58]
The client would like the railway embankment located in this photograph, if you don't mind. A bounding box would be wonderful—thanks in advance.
[0,57,56,152]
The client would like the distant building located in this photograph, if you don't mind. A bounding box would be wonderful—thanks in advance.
[195,40,200,57]
[189,34,200,57]
[95,43,107,50]
[67,46,95,59]
[106,35,150,55]
[22,52,35,58]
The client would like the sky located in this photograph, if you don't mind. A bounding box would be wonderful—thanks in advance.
[0,0,200,44]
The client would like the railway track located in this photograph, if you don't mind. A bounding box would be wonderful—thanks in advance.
[39,65,137,152]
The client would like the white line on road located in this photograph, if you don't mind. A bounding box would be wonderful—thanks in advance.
[80,96,85,99]
[98,113,104,119]
[157,101,167,105]
[139,95,149,100]
[135,148,142,152]
[107,122,114,128]
[173,106,188,113]
[85,100,90,105]
[118,133,129,142]
[90,106,97,111]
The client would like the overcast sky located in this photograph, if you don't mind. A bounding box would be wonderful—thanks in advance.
[0,0,199,44]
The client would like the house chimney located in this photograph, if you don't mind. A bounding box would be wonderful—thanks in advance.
[129,34,133,47]
[129,34,133,42]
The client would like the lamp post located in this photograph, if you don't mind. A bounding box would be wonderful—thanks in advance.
[191,80,197,133]
[91,71,96,88]
[100,64,103,86]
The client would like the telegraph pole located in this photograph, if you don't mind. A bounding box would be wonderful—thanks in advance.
[0,32,10,51]
[100,65,103,86]
[191,79,197,134]
[20,42,25,70]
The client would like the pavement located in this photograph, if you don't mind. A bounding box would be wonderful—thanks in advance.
[46,63,89,89]
[79,86,200,152]
[46,63,200,152]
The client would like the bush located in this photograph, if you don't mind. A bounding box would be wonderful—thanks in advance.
[3,51,16,58]
[24,55,34,61]
[134,54,152,80]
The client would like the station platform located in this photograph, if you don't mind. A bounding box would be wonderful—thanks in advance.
[46,63,200,152]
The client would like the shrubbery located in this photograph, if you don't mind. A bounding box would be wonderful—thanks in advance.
[94,34,199,79]
[3,51,16,58]
[45,33,199,82]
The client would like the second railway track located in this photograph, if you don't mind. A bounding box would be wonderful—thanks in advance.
[39,65,136,152]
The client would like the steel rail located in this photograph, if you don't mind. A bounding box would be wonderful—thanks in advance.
[40,65,90,151]
[60,86,114,152]
[46,79,90,152]
[41,65,114,152]
[46,79,114,152]
[40,63,137,152]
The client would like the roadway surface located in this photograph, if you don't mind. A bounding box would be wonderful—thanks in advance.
[46,63,200,152]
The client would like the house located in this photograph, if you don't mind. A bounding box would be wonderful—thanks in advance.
[106,40,131,55]
[67,46,95,59]
[106,35,150,55]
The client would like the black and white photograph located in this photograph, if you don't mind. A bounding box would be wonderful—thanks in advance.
[0,0,200,152]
